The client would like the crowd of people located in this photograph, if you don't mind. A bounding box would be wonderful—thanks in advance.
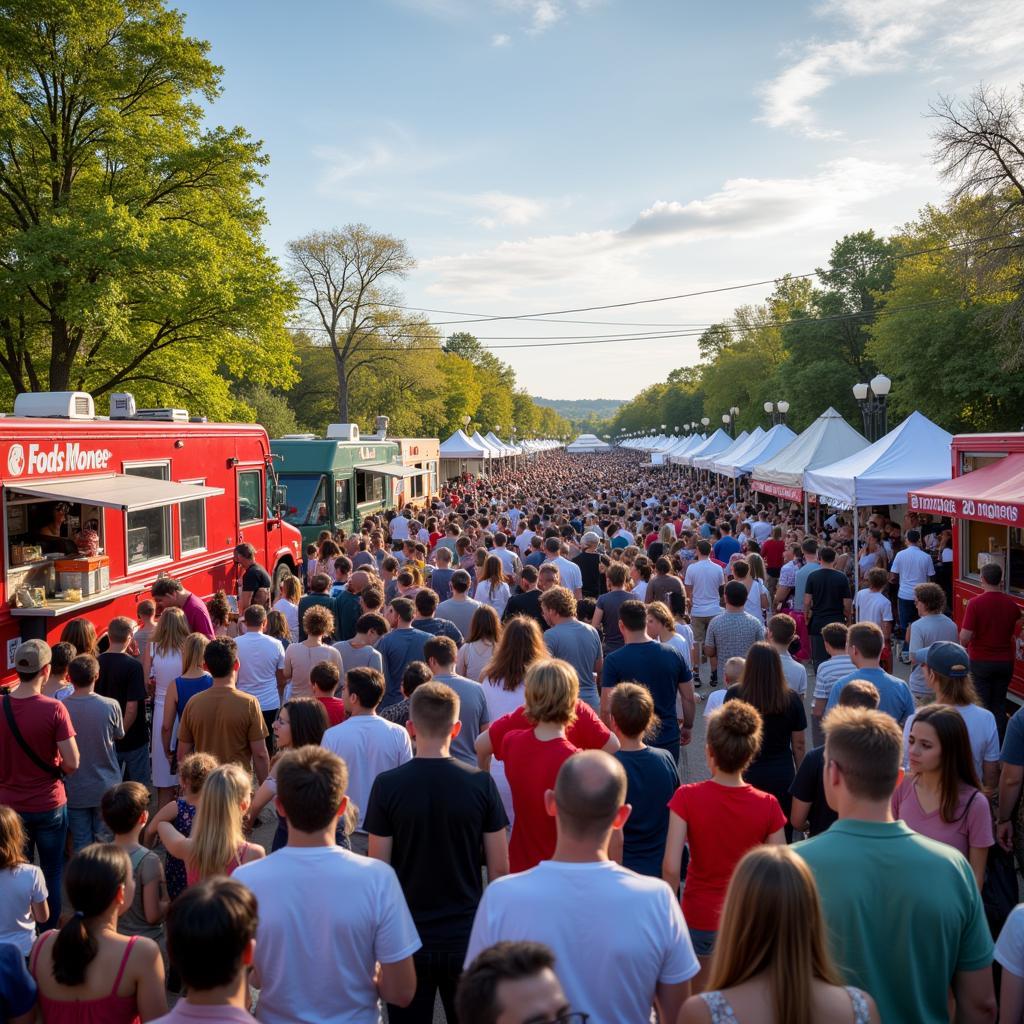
[1,447,1023,1023]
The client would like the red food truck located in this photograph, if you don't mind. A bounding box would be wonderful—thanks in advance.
[0,392,302,677]
[908,432,1024,698]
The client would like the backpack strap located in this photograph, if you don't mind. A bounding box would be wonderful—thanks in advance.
[3,695,62,779]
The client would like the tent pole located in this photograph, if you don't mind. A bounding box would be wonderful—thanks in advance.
[853,503,860,593]
[733,474,737,506]
[803,492,809,533]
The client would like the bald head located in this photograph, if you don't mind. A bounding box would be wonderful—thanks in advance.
[553,751,626,839]
[348,571,370,594]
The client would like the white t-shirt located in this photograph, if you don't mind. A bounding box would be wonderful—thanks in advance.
[234,632,286,711]
[751,520,772,544]
[854,589,893,628]
[890,545,935,600]
[996,904,1024,978]
[631,580,648,601]
[234,846,420,1024]
[514,530,535,554]
[547,556,583,593]
[903,702,1000,779]
[744,579,769,622]
[272,597,299,638]
[389,516,410,542]
[322,715,412,828]
[0,864,46,954]
[704,688,727,714]
[684,560,725,617]
[465,860,699,1024]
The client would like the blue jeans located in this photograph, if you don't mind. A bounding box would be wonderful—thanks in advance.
[19,805,68,930]
[897,598,918,641]
[117,744,151,786]
[68,806,112,851]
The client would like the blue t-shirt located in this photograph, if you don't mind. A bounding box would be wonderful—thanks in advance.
[602,641,691,747]
[823,666,915,725]
[614,746,680,876]
[712,535,741,563]
[0,942,36,1019]
[1001,708,1024,766]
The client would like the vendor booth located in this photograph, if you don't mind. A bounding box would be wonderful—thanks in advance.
[674,428,732,467]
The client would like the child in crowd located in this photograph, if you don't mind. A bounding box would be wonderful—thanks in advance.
[101,782,168,946]
[146,752,217,900]
[0,805,48,957]
[853,567,894,669]
[704,657,744,715]
[310,661,346,726]
[379,661,433,730]
[610,683,680,877]
[41,641,75,700]
[134,599,158,658]
[158,764,264,885]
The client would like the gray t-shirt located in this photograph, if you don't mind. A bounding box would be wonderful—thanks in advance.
[332,640,384,674]
[436,597,482,638]
[544,619,603,707]
[794,560,820,606]
[431,672,490,766]
[62,692,124,808]
[705,610,765,666]
[908,614,959,695]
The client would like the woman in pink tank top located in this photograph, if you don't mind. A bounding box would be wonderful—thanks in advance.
[30,844,166,1023]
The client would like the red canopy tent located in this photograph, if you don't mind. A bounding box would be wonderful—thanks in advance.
[908,453,1024,529]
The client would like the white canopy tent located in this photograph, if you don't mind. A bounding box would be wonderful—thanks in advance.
[566,433,612,453]
[751,408,868,502]
[676,428,734,467]
[440,429,490,479]
[485,431,518,455]
[471,431,500,458]
[803,411,953,586]
[716,424,797,479]
[696,430,755,472]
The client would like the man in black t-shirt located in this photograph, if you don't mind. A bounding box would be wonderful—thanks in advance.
[803,547,852,670]
[235,542,271,612]
[365,682,509,1024]
[96,616,150,784]
[502,565,545,629]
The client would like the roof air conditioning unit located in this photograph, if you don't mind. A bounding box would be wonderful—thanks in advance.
[14,391,95,419]
[109,393,137,419]
[135,408,190,422]
[326,423,360,442]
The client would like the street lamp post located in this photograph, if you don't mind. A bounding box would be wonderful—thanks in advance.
[763,400,790,426]
[722,406,740,438]
[852,374,892,441]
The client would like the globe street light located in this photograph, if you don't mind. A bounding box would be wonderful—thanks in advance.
[764,400,790,426]
[700,417,710,428]
[852,374,892,441]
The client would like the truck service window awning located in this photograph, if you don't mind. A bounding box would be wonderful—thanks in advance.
[358,463,421,479]
[8,474,224,512]
[908,453,1024,529]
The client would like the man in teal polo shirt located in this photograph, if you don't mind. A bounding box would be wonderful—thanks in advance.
[794,706,995,1024]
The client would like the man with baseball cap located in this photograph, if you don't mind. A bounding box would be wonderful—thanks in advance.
[0,639,80,929]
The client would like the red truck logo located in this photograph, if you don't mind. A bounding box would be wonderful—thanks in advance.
[6,442,113,477]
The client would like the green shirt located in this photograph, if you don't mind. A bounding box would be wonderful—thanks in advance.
[794,819,993,1024]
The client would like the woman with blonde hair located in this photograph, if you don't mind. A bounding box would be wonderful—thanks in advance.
[160,633,212,769]
[490,658,579,873]
[143,607,191,808]
[678,846,878,1024]
[283,604,343,699]
[456,604,502,681]
[157,764,264,884]
[272,575,301,638]
[474,554,510,617]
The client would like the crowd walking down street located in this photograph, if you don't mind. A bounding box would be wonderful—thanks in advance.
[3,446,1024,1024]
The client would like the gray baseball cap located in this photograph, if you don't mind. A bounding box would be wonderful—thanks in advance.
[14,639,51,674]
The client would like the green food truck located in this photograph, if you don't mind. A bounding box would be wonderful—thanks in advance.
[270,424,417,545]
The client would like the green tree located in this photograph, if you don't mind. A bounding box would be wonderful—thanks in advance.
[287,224,414,422]
[0,0,295,412]
[868,201,1024,431]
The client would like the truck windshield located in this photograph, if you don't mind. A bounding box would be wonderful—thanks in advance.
[280,474,328,527]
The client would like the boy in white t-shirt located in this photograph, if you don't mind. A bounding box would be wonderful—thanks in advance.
[853,568,893,650]
[703,657,744,716]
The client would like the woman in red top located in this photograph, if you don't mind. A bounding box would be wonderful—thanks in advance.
[30,844,166,1023]
[491,659,579,872]
[663,700,786,989]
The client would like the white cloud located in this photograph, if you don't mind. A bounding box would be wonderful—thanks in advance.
[421,157,916,298]
[469,191,547,228]
[492,32,511,46]
[759,0,1024,138]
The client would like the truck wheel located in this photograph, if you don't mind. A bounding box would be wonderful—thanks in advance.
[273,559,295,597]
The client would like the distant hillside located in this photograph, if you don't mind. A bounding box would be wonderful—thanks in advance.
[531,397,625,422]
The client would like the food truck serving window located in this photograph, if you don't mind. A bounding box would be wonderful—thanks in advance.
[125,463,171,566]
[179,479,207,554]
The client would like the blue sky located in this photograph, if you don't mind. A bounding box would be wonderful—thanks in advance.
[177,0,1024,400]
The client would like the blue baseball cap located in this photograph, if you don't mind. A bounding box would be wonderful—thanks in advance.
[913,640,970,678]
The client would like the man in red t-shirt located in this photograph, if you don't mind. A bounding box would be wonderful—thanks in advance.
[0,640,79,928]
[961,563,1023,740]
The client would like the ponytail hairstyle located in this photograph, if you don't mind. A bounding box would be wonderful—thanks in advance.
[0,805,27,869]
[53,844,131,985]
[190,764,251,882]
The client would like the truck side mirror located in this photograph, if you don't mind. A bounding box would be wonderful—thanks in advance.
[272,485,287,515]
